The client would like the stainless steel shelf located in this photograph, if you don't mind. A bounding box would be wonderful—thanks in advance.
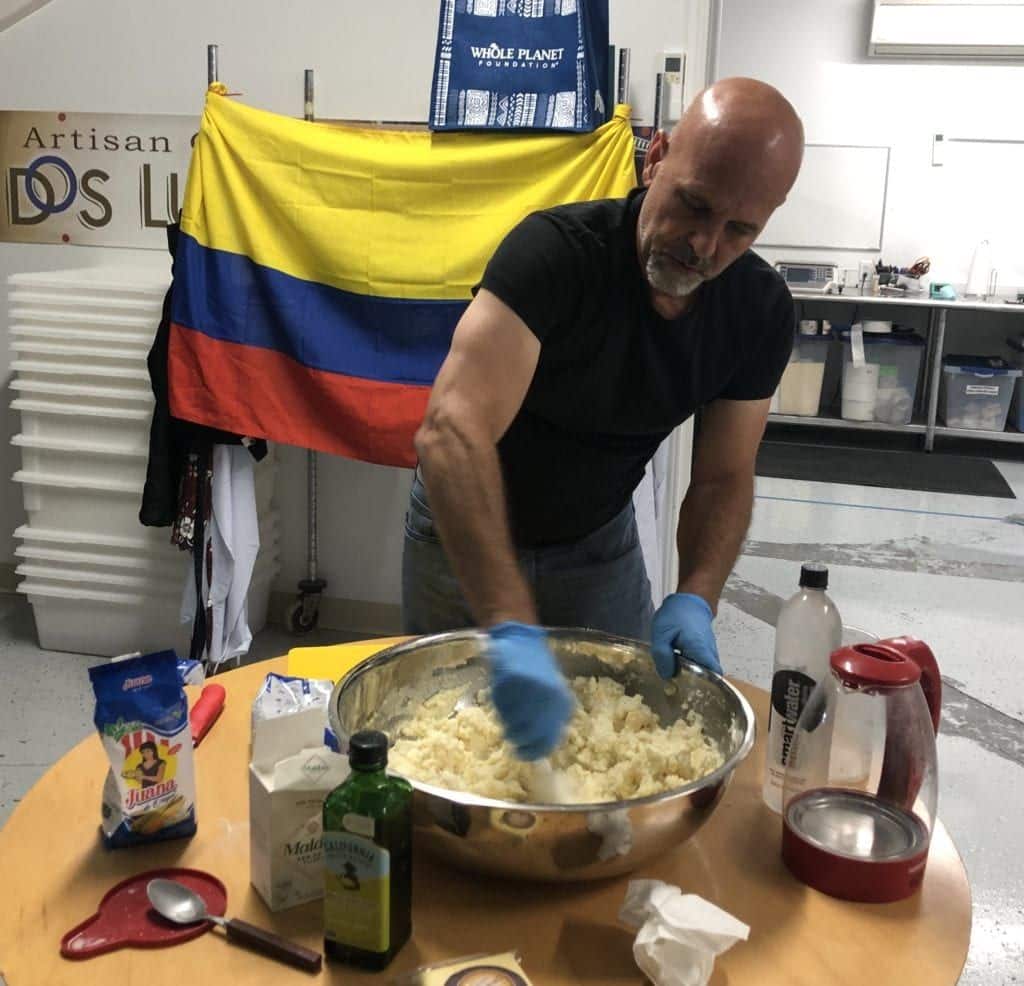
[768,414,1024,444]
[933,426,1024,444]
[768,414,927,435]
[790,291,1024,316]
[779,295,1024,449]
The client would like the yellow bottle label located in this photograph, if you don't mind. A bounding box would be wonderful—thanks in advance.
[323,831,390,952]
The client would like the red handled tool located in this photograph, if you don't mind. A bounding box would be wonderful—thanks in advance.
[189,683,226,747]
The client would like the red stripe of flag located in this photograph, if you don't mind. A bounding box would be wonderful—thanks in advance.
[168,323,428,467]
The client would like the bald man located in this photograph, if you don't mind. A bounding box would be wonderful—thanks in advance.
[404,78,805,759]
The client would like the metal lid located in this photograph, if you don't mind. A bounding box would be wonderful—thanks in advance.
[786,789,928,861]
[830,642,922,689]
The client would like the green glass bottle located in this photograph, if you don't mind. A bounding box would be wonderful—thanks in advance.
[322,730,413,970]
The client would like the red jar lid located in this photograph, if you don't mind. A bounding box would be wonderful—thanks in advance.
[830,642,922,689]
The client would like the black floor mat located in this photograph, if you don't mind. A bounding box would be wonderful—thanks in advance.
[756,441,1016,499]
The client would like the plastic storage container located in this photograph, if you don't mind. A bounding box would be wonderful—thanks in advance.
[15,465,276,534]
[1007,336,1024,432]
[940,355,1022,432]
[12,434,149,486]
[17,565,278,657]
[13,399,153,448]
[14,519,279,579]
[12,338,150,363]
[778,336,829,416]
[841,332,925,425]
[8,266,167,303]
[9,378,153,407]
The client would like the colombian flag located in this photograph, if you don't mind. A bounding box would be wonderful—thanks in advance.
[170,88,637,467]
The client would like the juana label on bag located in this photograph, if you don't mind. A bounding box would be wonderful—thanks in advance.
[89,650,198,849]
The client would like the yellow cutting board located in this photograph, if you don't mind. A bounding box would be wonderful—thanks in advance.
[285,636,410,683]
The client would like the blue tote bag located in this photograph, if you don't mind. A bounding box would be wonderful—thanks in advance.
[430,0,609,132]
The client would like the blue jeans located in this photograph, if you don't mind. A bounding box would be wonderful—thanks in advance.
[401,474,654,640]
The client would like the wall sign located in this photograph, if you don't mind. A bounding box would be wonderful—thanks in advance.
[0,110,196,249]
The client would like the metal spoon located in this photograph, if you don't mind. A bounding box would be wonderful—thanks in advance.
[147,878,322,973]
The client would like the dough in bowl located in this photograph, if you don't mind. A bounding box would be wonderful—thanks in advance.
[389,675,724,804]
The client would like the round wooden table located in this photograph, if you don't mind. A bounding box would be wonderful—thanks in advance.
[0,652,971,985]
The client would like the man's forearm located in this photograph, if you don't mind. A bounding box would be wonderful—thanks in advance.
[674,475,754,612]
[416,423,536,627]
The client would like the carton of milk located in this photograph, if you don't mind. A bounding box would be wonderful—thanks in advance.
[249,674,349,911]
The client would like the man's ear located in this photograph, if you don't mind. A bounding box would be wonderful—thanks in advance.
[642,130,669,186]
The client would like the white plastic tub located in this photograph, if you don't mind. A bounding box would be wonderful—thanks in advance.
[14,527,280,579]
[18,566,278,658]
[10,378,153,407]
[12,358,150,385]
[10,324,153,347]
[9,307,161,335]
[18,582,193,656]
[8,288,163,317]
[15,467,277,535]
[13,399,152,447]
[12,434,149,485]
[8,266,168,300]
[13,510,280,559]
[15,470,150,534]
[13,522,176,552]
[15,561,184,591]
[12,338,150,363]
[16,548,279,592]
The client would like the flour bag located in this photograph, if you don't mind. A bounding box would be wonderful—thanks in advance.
[89,650,198,849]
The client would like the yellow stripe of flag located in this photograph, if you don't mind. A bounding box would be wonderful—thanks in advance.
[180,90,637,301]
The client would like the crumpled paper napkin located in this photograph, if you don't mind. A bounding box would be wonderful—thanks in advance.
[618,880,750,986]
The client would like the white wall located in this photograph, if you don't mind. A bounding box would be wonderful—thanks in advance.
[716,0,1024,293]
[1,0,707,614]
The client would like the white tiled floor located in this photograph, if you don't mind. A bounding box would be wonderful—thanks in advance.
[0,458,1021,983]
[717,457,1024,986]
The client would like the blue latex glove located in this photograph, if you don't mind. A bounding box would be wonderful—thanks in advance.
[487,622,574,761]
[651,592,722,678]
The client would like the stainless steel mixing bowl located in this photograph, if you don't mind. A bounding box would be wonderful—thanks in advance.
[329,628,755,882]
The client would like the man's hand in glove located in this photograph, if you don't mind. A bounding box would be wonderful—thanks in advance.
[487,621,574,760]
[650,592,723,678]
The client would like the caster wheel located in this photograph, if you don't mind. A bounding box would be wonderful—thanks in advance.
[286,597,319,634]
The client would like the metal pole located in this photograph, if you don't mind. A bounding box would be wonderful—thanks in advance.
[304,69,314,122]
[303,68,319,584]
[653,72,664,132]
[924,308,947,452]
[616,47,631,105]
[207,44,219,86]
[307,452,319,581]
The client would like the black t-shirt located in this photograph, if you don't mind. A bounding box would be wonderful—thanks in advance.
[478,187,794,548]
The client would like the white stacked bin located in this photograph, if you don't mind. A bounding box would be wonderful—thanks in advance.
[7,268,279,657]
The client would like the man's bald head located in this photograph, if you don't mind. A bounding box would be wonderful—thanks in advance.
[668,78,804,207]
[637,78,804,319]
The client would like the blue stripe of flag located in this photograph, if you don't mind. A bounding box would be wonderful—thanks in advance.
[171,232,465,386]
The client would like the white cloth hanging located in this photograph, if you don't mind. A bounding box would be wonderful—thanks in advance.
[181,444,260,668]
[635,433,672,607]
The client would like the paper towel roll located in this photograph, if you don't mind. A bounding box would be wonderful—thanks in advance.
[842,363,879,421]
